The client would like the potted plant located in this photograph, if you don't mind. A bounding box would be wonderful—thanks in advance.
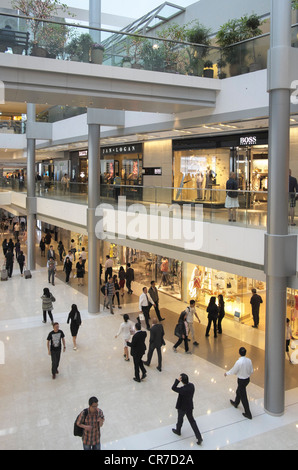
[12,0,71,57]
[91,43,104,64]
[185,21,211,76]
[216,14,263,76]
[217,58,227,79]
[121,55,132,67]
[140,40,166,72]
[36,22,69,59]
[66,33,93,62]
[203,60,214,78]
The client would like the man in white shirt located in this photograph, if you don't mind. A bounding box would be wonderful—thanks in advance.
[224,347,254,420]
[105,255,113,283]
[139,287,155,331]
[185,300,201,346]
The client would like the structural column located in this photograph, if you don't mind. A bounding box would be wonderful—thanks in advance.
[26,103,37,271]
[87,120,100,314]
[89,0,101,44]
[264,0,296,416]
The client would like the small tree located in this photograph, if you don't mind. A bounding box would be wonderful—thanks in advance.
[12,0,70,45]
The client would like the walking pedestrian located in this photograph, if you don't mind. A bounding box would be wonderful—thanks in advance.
[63,256,72,283]
[217,294,225,334]
[76,397,105,451]
[5,248,14,278]
[76,257,85,286]
[104,255,113,283]
[149,280,165,321]
[39,237,46,257]
[47,257,57,286]
[173,311,191,354]
[58,241,64,262]
[185,300,201,346]
[41,287,55,324]
[67,304,82,350]
[286,318,294,364]
[126,322,147,383]
[205,296,218,338]
[250,288,263,328]
[105,277,115,314]
[112,274,122,309]
[115,314,135,361]
[139,287,155,330]
[17,250,25,276]
[125,263,134,294]
[144,318,165,371]
[118,266,126,297]
[224,347,254,420]
[171,373,203,446]
[46,322,66,379]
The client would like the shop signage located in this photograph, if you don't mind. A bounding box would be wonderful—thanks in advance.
[79,150,88,157]
[142,167,162,175]
[239,135,257,146]
[101,143,142,156]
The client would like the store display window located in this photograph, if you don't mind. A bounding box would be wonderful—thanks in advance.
[173,148,230,203]
[187,263,266,323]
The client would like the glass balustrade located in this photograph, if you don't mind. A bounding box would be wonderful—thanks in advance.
[0,177,277,229]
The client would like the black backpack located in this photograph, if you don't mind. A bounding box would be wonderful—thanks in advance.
[74,408,88,437]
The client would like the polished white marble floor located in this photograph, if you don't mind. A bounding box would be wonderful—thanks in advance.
[0,253,298,451]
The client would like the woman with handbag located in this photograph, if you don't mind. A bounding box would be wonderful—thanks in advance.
[115,314,135,361]
[173,311,191,354]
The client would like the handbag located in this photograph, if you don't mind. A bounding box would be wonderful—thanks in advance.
[174,323,182,338]
[139,313,145,321]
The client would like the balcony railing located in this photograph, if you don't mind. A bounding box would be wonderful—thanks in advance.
[2,178,290,231]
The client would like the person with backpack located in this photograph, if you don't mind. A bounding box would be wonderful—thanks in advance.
[173,311,191,354]
[225,172,239,222]
[75,397,105,450]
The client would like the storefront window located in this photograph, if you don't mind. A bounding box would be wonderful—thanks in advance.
[173,148,230,203]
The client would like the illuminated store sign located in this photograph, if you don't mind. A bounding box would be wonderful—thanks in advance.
[101,143,143,156]
[239,135,257,146]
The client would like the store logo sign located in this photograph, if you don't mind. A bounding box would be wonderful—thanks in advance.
[239,136,257,146]
[95,197,204,250]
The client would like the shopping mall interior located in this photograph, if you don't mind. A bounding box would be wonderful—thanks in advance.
[1,0,298,453]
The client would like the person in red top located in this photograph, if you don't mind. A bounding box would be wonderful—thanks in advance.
[76,397,105,450]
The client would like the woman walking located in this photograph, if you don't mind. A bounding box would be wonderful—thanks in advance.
[115,314,135,361]
[173,311,191,354]
[76,257,85,286]
[217,294,225,334]
[205,296,219,338]
[112,274,122,309]
[41,287,56,324]
[118,266,126,297]
[67,304,82,350]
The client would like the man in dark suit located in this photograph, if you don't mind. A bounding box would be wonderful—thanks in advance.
[126,322,147,383]
[144,318,165,371]
[171,373,203,446]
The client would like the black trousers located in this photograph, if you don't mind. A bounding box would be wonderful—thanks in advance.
[132,355,146,381]
[146,344,162,368]
[206,318,217,337]
[173,336,189,352]
[142,306,150,330]
[51,349,61,375]
[149,301,162,321]
[176,409,202,441]
[234,378,252,417]
[43,310,54,323]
